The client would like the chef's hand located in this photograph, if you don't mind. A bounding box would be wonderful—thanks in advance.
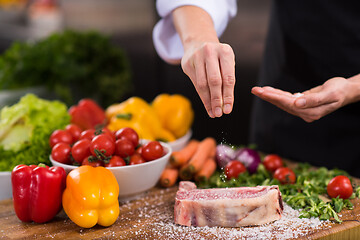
[251,76,360,122]
[181,41,235,118]
[172,6,236,118]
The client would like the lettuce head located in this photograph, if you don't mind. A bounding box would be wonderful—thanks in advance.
[0,94,70,171]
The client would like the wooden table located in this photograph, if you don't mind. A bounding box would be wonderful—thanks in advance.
[0,185,360,239]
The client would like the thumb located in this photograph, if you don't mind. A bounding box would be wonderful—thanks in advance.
[294,92,328,108]
[294,97,307,108]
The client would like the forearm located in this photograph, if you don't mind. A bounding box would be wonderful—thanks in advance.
[346,73,360,104]
[172,6,219,51]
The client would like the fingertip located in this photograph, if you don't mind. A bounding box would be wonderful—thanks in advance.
[251,87,264,94]
[214,107,223,117]
[295,98,306,108]
[208,110,215,118]
[223,104,232,114]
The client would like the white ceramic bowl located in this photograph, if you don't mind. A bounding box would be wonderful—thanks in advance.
[50,140,172,200]
[0,171,12,200]
[168,129,192,152]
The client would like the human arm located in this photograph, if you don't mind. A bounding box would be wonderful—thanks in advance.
[152,0,237,118]
[251,74,360,122]
[172,6,235,118]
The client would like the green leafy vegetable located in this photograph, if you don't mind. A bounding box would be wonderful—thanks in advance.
[199,162,355,223]
[355,186,360,198]
[0,94,70,171]
[0,30,132,107]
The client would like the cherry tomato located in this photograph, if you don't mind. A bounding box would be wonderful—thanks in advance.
[100,127,116,142]
[105,155,126,167]
[141,141,164,161]
[51,142,71,164]
[115,138,135,158]
[273,167,296,184]
[79,129,95,141]
[90,134,115,157]
[263,154,283,172]
[49,129,73,148]
[71,139,91,164]
[225,161,246,179]
[129,154,146,165]
[115,127,139,147]
[82,156,104,167]
[327,175,353,199]
[135,145,143,155]
[65,124,82,142]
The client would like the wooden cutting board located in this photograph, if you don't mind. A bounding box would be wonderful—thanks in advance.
[0,184,359,240]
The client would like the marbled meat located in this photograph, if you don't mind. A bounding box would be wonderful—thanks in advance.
[174,181,283,227]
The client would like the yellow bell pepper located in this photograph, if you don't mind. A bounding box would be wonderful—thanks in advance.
[106,97,176,142]
[62,166,120,228]
[152,94,194,138]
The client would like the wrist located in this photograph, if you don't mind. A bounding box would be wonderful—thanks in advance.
[182,35,219,52]
[172,5,219,51]
[346,74,360,104]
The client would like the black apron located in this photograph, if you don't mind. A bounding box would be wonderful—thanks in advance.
[250,0,360,177]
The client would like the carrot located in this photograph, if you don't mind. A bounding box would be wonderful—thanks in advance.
[209,144,216,158]
[170,140,200,168]
[160,167,179,188]
[195,157,217,183]
[179,137,216,180]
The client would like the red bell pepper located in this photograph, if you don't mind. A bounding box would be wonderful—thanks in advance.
[69,99,106,130]
[11,164,66,223]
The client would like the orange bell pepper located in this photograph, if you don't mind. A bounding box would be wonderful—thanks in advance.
[152,94,194,138]
[62,165,120,228]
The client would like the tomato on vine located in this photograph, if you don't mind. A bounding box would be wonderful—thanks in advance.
[90,134,115,158]
[82,156,104,167]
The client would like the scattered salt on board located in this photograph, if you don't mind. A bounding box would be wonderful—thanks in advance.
[117,189,330,240]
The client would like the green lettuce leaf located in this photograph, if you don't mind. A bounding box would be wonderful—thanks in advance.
[0,94,70,171]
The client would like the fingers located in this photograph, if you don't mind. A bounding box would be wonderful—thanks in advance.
[205,48,223,117]
[262,86,293,97]
[295,89,337,109]
[252,86,293,97]
[253,85,335,110]
[219,44,235,114]
[252,87,296,114]
[251,83,345,123]
[181,42,236,118]
[193,55,214,118]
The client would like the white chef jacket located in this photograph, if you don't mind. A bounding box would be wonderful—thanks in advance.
[153,0,238,63]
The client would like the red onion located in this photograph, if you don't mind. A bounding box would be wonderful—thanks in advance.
[235,148,261,174]
[215,144,236,169]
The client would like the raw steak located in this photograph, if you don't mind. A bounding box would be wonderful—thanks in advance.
[174,181,283,227]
